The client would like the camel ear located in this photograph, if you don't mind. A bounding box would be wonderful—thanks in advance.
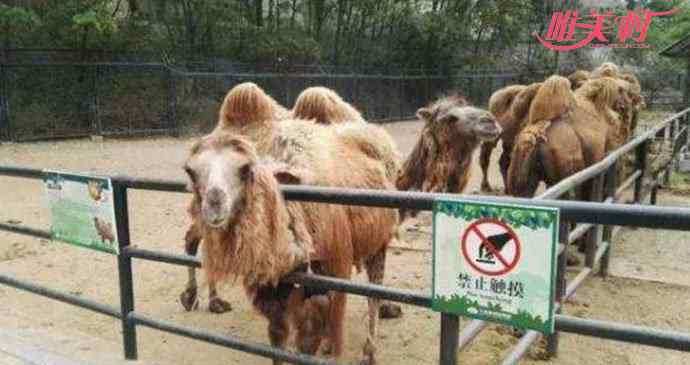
[416,107,433,122]
[274,170,302,185]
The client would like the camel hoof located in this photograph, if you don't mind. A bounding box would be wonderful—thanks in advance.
[209,297,233,313]
[180,287,199,311]
[379,303,402,319]
[360,337,376,365]
[567,255,581,266]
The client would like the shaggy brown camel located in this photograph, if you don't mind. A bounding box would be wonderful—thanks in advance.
[506,75,628,198]
[180,83,292,314]
[479,84,527,192]
[396,94,502,213]
[184,123,398,364]
[180,83,403,321]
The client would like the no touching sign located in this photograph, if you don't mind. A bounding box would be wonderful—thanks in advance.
[432,199,559,334]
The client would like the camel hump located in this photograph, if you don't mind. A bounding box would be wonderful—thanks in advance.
[527,75,572,128]
[292,86,364,124]
[488,85,526,119]
[217,82,278,129]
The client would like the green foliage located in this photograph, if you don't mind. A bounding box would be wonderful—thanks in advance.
[435,201,555,230]
[0,4,39,29]
[511,310,548,332]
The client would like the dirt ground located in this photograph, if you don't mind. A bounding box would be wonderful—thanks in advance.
[1,117,689,365]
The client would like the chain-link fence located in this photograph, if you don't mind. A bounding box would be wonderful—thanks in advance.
[0,59,685,141]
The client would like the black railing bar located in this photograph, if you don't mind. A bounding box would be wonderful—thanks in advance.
[555,315,690,352]
[128,313,346,365]
[5,168,690,230]
[0,165,43,179]
[0,223,51,239]
[122,247,432,308]
[282,272,431,308]
[0,273,120,319]
[124,247,201,268]
[616,170,642,197]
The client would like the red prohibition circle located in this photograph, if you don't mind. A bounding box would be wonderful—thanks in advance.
[460,218,521,276]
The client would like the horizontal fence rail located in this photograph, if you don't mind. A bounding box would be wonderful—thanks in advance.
[0,108,689,364]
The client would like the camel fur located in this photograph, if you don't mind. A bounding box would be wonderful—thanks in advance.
[396,94,501,198]
[292,86,365,124]
[185,126,398,365]
[480,84,527,192]
[568,70,591,90]
[506,75,626,197]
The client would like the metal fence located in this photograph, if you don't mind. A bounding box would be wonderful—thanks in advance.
[0,108,689,363]
[0,60,685,141]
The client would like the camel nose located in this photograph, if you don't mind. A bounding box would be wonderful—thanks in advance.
[207,188,225,209]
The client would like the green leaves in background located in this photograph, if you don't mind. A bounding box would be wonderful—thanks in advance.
[435,201,554,230]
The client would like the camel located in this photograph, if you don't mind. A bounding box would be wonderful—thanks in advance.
[180,83,403,318]
[184,123,399,364]
[506,75,628,198]
[395,94,502,217]
[480,84,527,192]
[180,83,292,314]
[93,217,115,245]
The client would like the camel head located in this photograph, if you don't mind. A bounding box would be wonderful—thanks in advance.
[184,132,259,229]
[488,85,527,125]
[416,95,501,143]
[591,62,621,78]
[567,70,590,90]
[577,77,628,113]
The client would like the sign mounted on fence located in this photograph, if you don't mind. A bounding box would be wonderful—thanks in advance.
[432,199,559,334]
[43,170,119,255]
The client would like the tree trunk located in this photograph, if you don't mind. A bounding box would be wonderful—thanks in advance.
[268,0,274,30]
[333,0,345,64]
[291,0,297,28]
[256,0,263,27]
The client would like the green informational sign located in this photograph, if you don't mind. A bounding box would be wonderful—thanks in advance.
[432,199,559,334]
[43,170,119,255]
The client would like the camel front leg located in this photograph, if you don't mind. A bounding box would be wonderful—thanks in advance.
[180,224,201,311]
[361,249,388,365]
[268,305,290,365]
[480,141,497,192]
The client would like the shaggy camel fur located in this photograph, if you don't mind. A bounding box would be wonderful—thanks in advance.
[181,83,292,314]
[396,95,501,202]
[479,84,527,192]
[506,75,627,198]
[567,70,591,90]
[185,125,398,365]
[292,86,365,124]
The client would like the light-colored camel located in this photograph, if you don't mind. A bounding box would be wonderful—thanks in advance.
[292,86,365,124]
[184,122,398,364]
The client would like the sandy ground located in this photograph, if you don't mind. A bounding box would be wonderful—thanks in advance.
[0,118,689,365]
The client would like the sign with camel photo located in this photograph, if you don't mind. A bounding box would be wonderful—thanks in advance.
[43,170,119,255]
[432,199,559,334]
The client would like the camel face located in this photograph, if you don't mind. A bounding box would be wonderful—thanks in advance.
[185,135,256,228]
[452,106,502,142]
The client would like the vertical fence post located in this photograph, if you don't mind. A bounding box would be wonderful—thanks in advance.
[585,175,604,268]
[0,63,6,141]
[633,140,649,203]
[92,64,101,136]
[546,221,569,357]
[439,313,460,365]
[112,181,138,360]
[167,66,178,137]
[600,162,618,277]
[398,77,404,120]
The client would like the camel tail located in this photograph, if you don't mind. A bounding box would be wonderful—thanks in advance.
[506,120,550,197]
[292,86,364,124]
[217,82,276,130]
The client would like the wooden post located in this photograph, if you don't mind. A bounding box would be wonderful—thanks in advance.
[601,162,618,277]
[0,63,6,141]
[547,221,570,357]
[167,66,178,137]
[439,313,460,365]
[634,140,649,203]
[585,174,604,268]
[92,64,102,136]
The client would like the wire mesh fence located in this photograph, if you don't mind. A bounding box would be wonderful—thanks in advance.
[0,60,685,142]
